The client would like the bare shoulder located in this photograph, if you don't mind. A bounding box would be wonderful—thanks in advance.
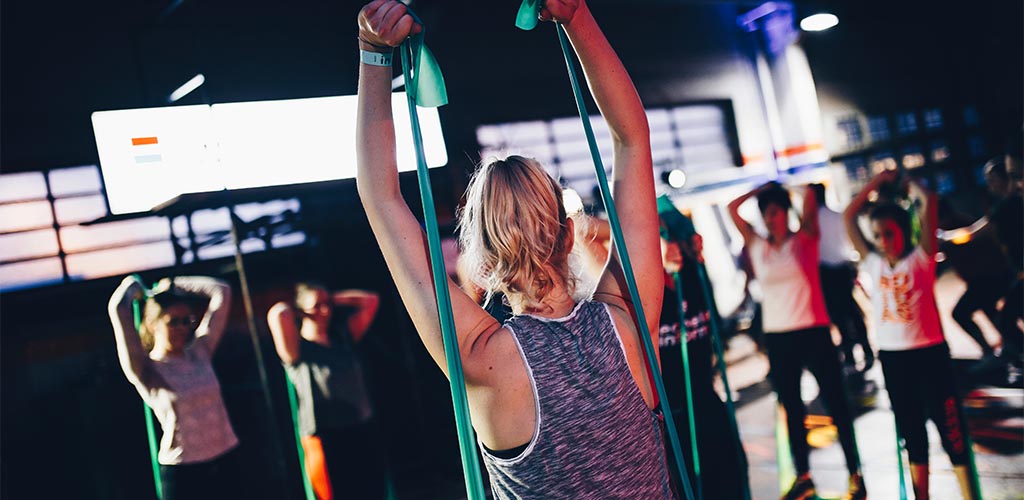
[464,324,529,388]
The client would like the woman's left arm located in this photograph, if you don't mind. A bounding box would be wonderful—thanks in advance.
[333,289,380,343]
[907,177,939,256]
[172,276,233,353]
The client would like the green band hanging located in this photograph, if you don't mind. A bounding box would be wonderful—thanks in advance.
[285,374,317,500]
[896,424,908,500]
[672,272,703,500]
[398,19,486,500]
[514,9,696,499]
[695,263,752,500]
[130,275,164,500]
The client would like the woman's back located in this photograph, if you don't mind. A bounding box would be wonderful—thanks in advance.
[481,301,673,500]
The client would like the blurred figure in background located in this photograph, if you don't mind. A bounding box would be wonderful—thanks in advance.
[107,275,240,500]
[940,157,1023,368]
[810,183,873,374]
[937,199,1013,362]
[659,202,749,500]
[267,284,385,500]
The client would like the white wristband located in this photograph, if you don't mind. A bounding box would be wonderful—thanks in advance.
[360,50,393,67]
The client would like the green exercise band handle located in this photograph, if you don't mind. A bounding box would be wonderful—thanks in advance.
[672,272,703,500]
[399,31,487,500]
[552,23,695,500]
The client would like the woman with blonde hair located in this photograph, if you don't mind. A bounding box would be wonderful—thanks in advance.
[107,275,239,500]
[355,0,672,497]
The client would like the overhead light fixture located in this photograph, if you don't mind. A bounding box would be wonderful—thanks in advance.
[667,169,687,189]
[168,73,205,103]
[799,13,838,32]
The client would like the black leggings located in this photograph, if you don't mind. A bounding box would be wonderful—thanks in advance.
[319,420,388,500]
[159,447,243,500]
[820,264,871,365]
[879,343,970,466]
[952,276,1011,354]
[765,327,861,475]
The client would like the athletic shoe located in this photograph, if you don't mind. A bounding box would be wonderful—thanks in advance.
[844,472,867,500]
[781,474,816,500]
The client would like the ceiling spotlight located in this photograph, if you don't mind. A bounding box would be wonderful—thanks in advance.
[168,73,205,103]
[667,169,687,189]
[800,13,838,32]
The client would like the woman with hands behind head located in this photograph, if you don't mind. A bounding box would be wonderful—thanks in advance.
[267,284,383,500]
[356,0,674,497]
[107,275,239,500]
[844,171,977,500]
[728,182,865,500]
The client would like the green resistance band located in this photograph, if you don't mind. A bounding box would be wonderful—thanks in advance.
[695,263,752,500]
[513,8,695,500]
[896,425,908,500]
[285,374,317,500]
[965,428,984,499]
[671,272,703,500]
[130,274,164,500]
[775,404,796,495]
[397,14,486,500]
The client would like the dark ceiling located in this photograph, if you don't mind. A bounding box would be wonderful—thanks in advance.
[2,0,1021,174]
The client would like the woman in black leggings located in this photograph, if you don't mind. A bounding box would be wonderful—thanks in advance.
[845,170,977,500]
[729,182,864,500]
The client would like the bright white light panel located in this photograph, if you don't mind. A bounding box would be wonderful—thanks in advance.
[93,93,447,214]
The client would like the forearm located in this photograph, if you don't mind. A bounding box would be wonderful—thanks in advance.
[108,278,149,383]
[355,51,402,206]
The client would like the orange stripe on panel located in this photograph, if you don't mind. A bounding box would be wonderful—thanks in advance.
[131,137,159,146]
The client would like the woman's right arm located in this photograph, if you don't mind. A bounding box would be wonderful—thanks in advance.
[843,170,898,259]
[267,302,301,365]
[355,1,501,383]
[728,184,767,244]
[107,276,151,387]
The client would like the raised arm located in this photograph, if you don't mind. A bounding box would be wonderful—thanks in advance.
[798,184,819,239]
[549,1,661,333]
[728,183,769,243]
[906,177,939,256]
[355,1,500,382]
[168,276,232,353]
[108,275,152,387]
[937,216,993,245]
[843,170,898,259]
[267,302,301,365]
[333,289,380,343]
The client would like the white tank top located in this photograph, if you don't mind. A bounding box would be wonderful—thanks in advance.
[748,232,831,333]
[861,247,945,351]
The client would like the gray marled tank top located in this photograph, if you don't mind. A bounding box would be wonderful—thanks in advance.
[480,300,675,500]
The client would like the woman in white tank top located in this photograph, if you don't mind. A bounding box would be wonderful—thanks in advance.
[728,182,865,500]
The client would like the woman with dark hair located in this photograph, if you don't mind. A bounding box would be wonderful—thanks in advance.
[728,182,864,500]
[355,0,673,497]
[107,275,239,500]
[845,170,978,500]
[267,283,383,500]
